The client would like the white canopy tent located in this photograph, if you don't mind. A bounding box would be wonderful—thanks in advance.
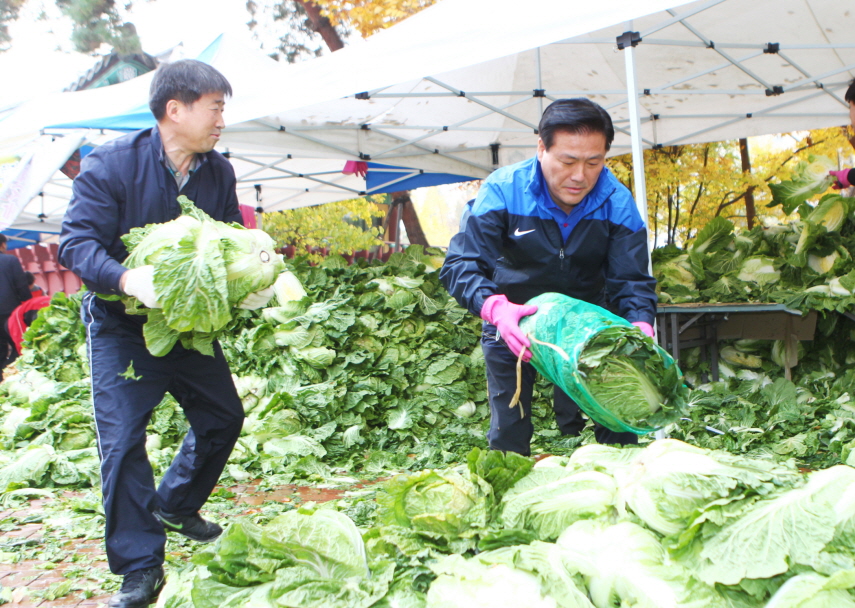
[3,0,854,229]
[0,34,475,232]
[211,0,854,215]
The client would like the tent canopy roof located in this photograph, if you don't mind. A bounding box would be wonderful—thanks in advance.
[217,0,854,178]
[3,0,853,226]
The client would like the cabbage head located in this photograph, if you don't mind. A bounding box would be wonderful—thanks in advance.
[769,155,836,214]
[375,468,490,549]
[427,554,567,608]
[737,256,780,285]
[118,196,285,356]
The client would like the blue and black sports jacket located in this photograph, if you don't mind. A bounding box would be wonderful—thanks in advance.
[440,156,657,325]
[59,126,242,301]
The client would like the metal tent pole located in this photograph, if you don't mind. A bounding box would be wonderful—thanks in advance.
[618,29,649,227]
[619,28,665,441]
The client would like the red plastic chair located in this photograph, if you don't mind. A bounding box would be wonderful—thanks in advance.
[62,271,83,294]
[15,247,41,274]
[34,244,57,272]
[32,245,63,295]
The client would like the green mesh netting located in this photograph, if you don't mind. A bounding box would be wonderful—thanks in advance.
[518,293,689,435]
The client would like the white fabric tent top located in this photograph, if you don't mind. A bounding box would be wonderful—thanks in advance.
[220,0,855,178]
[2,0,853,226]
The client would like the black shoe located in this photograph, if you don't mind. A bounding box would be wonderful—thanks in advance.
[153,508,222,543]
[108,566,164,608]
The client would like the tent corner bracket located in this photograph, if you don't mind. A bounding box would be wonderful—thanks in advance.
[616,31,642,51]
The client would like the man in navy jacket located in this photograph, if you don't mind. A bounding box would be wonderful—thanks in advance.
[59,60,267,608]
[440,98,657,455]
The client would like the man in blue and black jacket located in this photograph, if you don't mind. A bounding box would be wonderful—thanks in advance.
[59,60,271,608]
[440,98,657,455]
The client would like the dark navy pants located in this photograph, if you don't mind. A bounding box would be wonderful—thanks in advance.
[82,292,244,575]
[482,325,637,455]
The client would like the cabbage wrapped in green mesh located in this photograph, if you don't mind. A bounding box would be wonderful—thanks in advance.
[519,293,688,434]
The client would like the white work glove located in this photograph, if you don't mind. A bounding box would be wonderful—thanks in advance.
[121,265,161,308]
[238,286,274,310]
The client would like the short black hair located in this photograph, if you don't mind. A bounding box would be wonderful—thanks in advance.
[149,60,233,121]
[0,234,7,246]
[538,98,615,151]
[846,78,855,104]
[24,271,34,285]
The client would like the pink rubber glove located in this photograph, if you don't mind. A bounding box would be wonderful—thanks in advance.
[830,169,852,189]
[632,321,655,338]
[481,295,538,361]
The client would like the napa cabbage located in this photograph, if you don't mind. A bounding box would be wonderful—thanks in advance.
[769,155,836,214]
[719,346,763,369]
[555,520,729,608]
[374,468,490,551]
[427,555,562,608]
[694,465,855,585]
[118,196,286,356]
[584,358,663,423]
[808,251,840,274]
[737,256,780,285]
[794,195,852,257]
[499,467,618,541]
[690,217,734,254]
[613,439,799,536]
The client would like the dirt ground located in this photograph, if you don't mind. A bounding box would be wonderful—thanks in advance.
[0,482,353,607]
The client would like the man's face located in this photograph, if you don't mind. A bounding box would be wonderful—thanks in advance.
[171,91,226,153]
[849,100,855,129]
[0,242,6,254]
[537,130,608,210]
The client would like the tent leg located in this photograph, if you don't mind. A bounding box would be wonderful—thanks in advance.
[622,39,649,232]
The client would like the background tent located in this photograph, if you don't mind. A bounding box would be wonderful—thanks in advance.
[0,33,476,231]
[6,0,854,225]
[208,0,853,206]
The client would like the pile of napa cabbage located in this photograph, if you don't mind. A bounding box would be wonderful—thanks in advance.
[156,440,855,608]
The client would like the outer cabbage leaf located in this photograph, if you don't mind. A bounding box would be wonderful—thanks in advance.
[427,554,561,608]
[690,217,734,254]
[555,520,728,608]
[769,155,836,214]
[695,465,855,585]
[615,439,799,536]
[764,570,855,608]
[500,467,617,541]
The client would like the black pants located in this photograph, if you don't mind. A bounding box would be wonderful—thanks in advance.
[82,293,244,574]
[481,324,637,455]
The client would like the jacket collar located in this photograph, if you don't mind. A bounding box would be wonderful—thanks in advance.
[525,156,617,214]
[150,124,210,169]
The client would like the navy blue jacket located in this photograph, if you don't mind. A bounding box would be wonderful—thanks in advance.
[59,127,242,302]
[440,157,657,325]
[0,254,31,316]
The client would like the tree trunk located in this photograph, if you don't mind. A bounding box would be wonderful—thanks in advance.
[392,191,429,246]
[294,0,345,51]
[739,138,756,229]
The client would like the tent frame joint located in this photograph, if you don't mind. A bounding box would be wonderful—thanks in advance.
[765,85,784,96]
[616,31,642,51]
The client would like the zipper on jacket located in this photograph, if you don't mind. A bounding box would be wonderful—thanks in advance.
[559,247,565,271]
